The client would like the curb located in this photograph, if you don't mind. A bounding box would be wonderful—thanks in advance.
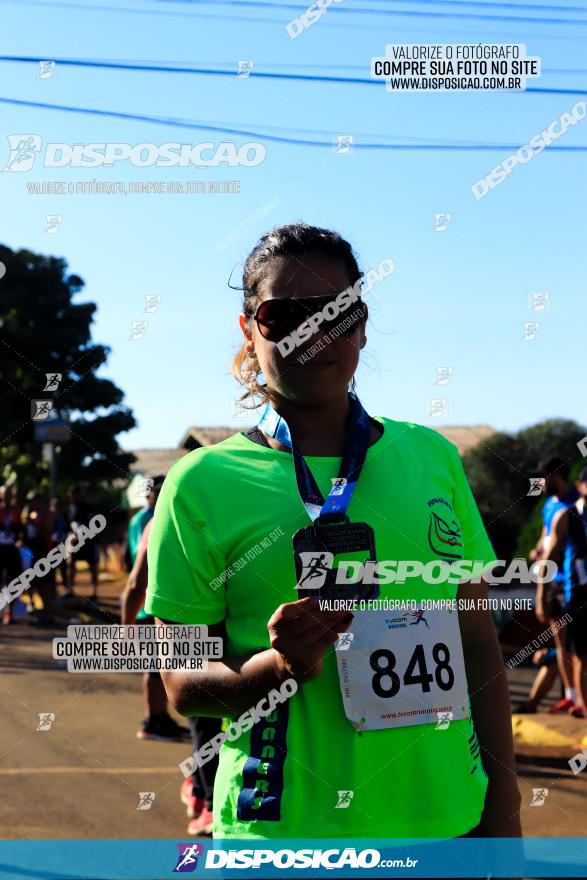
[512,713,587,757]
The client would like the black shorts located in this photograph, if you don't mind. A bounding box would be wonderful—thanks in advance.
[75,541,99,565]
[565,595,587,657]
[0,543,21,584]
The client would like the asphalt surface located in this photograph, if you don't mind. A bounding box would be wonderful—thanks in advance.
[509,666,587,837]
[1,574,188,841]
[1,570,586,844]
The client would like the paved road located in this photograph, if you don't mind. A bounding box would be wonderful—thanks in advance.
[509,665,587,837]
[0,584,188,840]
[1,571,586,842]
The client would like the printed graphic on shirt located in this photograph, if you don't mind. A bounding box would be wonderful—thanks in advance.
[427,497,464,561]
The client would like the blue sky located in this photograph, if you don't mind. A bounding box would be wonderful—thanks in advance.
[1,0,586,450]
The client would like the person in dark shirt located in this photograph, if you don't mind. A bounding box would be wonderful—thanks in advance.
[0,484,22,624]
[67,485,99,601]
[22,492,56,625]
[50,497,71,594]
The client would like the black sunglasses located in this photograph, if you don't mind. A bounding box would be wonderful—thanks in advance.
[253,294,367,343]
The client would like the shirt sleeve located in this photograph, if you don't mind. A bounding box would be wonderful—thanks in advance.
[448,444,497,569]
[127,515,138,562]
[145,473,227,625]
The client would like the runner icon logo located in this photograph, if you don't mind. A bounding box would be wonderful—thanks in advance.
[296,551,334,590]
[43,373,62,391]
[173,843,203,873]
[335,633,354,651]
[435,711,453,730]
[3,134,42,171]
[530,788,548,806]
[527,478,545,496]
[335,790,354,808]
[136,792,155,811]
[330,477,347,496]
[36,712,55,731]
[31,400,54,421]
[38,61,56,79]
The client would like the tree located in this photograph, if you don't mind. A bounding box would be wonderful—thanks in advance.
[462,418,587,560]
[0,244,136,500]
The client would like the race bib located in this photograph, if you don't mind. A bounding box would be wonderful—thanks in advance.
[336,606,470,731]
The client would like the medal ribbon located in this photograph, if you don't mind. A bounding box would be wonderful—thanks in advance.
[257,393,371,523]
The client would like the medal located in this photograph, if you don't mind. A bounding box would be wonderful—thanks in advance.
[293,519,379,602]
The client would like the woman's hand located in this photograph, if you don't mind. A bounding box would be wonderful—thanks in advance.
[268,596,353,684]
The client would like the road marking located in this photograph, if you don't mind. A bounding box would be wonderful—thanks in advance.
[0,767,179,775]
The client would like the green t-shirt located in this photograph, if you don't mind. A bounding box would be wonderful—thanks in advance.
[145,418,496,840]
[129,506,153,621]
[128,507,153,565]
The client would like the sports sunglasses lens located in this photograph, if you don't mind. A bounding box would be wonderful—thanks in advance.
[256,299,307,342]
[256,301,300,341]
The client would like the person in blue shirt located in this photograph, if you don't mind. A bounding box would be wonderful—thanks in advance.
[540,466,587,723]
[532,456,579,714]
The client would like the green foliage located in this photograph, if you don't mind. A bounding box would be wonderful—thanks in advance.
[0,244,136,501]
[462,418,587,560]
[515,503,544,560]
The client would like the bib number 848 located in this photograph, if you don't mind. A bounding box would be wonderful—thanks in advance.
[370,642,454,698]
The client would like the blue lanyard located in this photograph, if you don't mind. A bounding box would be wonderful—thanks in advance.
[258,393,372,523]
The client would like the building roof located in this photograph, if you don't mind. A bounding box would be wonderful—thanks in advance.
[178,426,245,450]
[129,447,189,477]
[433,424,496,455]
[130,424,496,488]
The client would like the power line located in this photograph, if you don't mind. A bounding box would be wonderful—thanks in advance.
[2,1,585,43]
[1,56,586,95]
[1,0,586,26]
[268,0,587,9]
[0,0,288,24]
[30,55,587,76]
[64,58,587,74]
[1,96,586,150]
[132,0,587,26]
[0,55,374,84]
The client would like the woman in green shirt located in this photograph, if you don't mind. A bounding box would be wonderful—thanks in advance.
[146,223,521,841]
